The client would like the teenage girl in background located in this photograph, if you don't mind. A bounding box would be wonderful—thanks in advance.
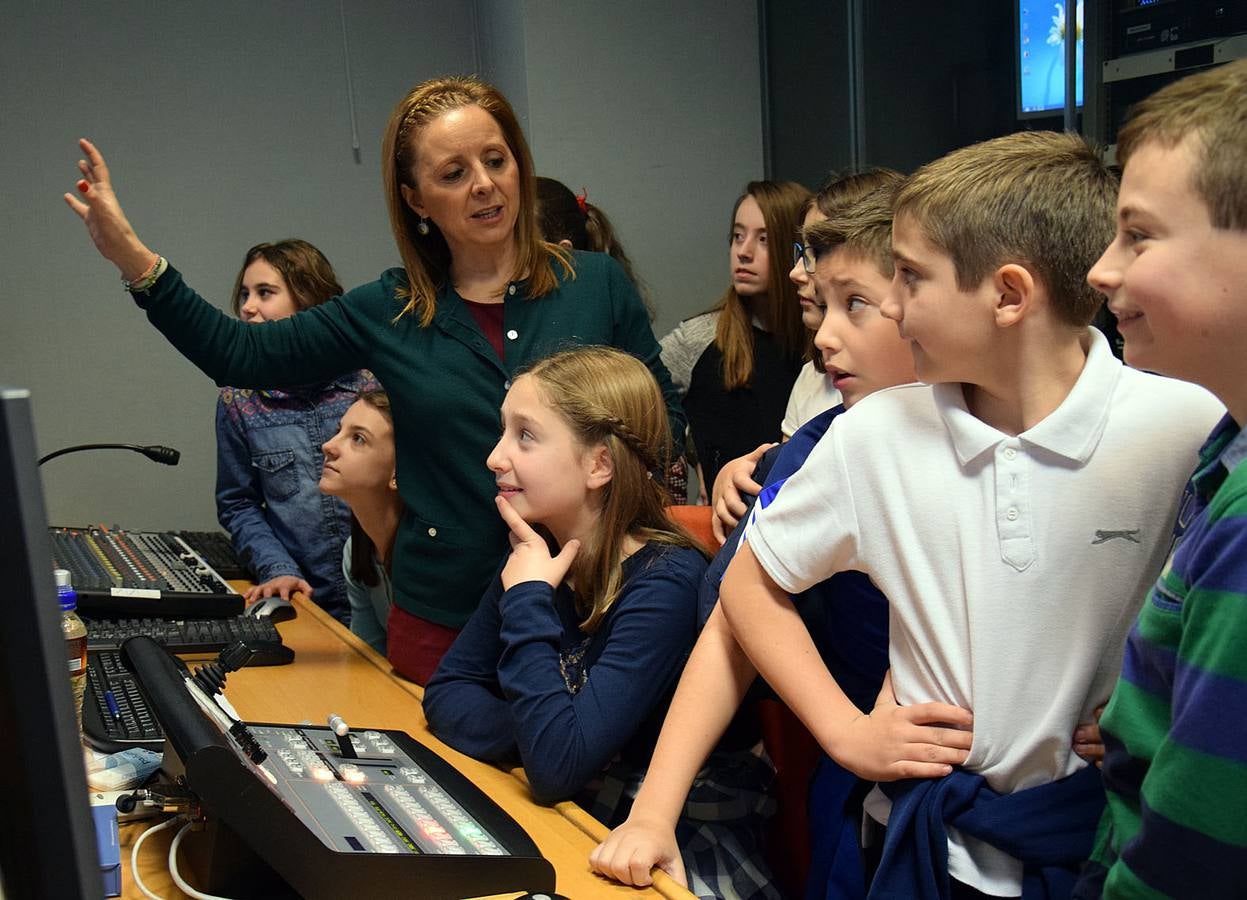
[317,391,400,655]
[424,348,773,899]
[781,179,842,441]
[535,176,651,316]
[660,181,810,495]
[215,239,377,624]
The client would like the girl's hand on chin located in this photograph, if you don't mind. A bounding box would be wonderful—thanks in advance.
[495,495,580,590]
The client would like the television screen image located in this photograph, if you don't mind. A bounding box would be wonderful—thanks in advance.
[1018,0,1084,116]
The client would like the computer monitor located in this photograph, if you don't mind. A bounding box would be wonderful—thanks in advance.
[1017,0,1085,117]
[0,387,101,899]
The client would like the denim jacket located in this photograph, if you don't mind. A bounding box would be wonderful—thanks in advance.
[215,370,378,623]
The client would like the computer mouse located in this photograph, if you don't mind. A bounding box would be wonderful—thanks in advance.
[246,595,297,622]
[240,639,295,667]
[514,894,570,900]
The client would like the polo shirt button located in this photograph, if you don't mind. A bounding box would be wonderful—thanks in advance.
[427,527,438,537]
[1004,448,1017,460]
[1006,508,1018,521]
[507,284,517,296]
[506,329,518,340]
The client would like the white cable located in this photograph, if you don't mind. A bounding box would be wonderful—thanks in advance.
[130,815,184,900]
[169,820,240,900]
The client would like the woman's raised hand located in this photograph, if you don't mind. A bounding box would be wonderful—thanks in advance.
[494,495,580,590]
[63,138,159,281]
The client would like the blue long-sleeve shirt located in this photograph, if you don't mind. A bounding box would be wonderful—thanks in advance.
[424,542,705,808]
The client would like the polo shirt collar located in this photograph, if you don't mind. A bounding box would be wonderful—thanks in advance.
[935,328,1120,467]
[1191,414,1243,500]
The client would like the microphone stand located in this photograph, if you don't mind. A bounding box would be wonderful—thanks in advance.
[38,443,181,467]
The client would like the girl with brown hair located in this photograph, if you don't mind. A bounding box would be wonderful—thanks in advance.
[660,181,811,493]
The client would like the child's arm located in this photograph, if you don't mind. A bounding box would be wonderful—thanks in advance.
[421,577,518,762]
[213,396,311,603]
[589,603,756,888]
[720,542,973,781]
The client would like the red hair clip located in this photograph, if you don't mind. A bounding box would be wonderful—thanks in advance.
[576,189,589,215]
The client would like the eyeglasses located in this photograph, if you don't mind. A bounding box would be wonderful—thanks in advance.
[793,241,815,275]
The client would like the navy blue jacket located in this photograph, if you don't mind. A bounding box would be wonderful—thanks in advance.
[423,543,705,806]
[871,765,1105,900]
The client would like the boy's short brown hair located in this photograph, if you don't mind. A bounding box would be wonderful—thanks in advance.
[1117,58,1247,232]
[894,131,1117,327]
[806,176,904,277]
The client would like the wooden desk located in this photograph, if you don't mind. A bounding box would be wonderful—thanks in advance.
[118,593,692,899]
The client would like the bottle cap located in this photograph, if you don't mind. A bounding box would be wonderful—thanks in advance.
[54,568,77,611]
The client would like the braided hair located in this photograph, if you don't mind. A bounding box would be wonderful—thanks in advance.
[522,346,705,632]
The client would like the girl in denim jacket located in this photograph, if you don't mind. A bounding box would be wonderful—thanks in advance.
[215,240,376,623]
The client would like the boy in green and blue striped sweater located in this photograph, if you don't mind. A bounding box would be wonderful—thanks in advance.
[1074,58,1247,899]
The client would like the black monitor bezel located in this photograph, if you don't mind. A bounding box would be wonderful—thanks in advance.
[0,387,101,899]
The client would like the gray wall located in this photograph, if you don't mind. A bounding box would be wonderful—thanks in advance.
[2,1,761,530]
[515,0,765,337]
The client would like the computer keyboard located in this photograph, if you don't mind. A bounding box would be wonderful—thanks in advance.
[81,615,290,753]
[176,529,252,581]
[84,614,281,653]
[83,649,165,753]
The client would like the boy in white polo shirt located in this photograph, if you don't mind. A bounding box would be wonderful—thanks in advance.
[719,131,1225,899]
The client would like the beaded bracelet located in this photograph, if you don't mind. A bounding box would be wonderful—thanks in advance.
[122,255,168,293]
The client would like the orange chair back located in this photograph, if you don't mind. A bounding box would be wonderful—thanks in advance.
[665,504,717,554]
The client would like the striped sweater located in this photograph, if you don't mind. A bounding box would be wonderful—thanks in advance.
[1077,415,1247,899]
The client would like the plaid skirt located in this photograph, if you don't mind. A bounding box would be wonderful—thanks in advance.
[580,745,785,900]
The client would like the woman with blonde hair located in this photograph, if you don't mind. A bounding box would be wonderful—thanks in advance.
[65,75,682,684]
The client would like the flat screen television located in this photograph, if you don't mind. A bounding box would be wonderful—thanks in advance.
[0,387,101,899]
[1017,0,1085,117]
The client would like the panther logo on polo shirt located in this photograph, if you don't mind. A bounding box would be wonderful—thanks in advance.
[1091,529,1142,545]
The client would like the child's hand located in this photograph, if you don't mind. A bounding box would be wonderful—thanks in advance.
[1073,704,1106,767]
[588,814,687,889]
[710,442,774,544]
[830,671,973,781]
[495,495,580,590]
[245,575,313,603]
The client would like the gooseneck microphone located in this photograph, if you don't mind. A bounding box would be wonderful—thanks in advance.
[37,443,181,467]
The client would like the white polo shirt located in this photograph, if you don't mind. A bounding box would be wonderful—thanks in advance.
[747,329,1224,895]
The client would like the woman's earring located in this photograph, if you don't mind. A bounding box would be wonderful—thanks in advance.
[417,217,430,236]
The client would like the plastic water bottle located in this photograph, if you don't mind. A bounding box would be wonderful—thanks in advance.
[57,568,88,732]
